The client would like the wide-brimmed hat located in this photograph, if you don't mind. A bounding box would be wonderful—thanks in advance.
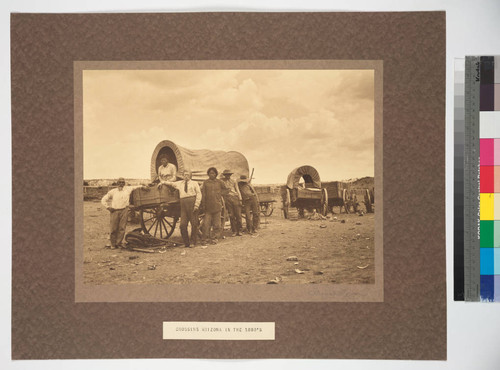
[239,175,249,182]
[222,169,233,176]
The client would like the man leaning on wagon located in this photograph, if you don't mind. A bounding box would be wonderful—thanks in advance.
[101,177,144,249]
[163,170,202,248]
[221,169,243,237]
[238,175,260,234]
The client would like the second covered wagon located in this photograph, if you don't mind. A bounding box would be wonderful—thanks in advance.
[281,165,328,219]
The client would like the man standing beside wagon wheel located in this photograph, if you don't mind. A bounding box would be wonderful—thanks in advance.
[221,169,243,237]
[163,170,202,248]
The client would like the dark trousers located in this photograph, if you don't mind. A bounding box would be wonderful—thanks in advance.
[243,197,259,232]
[202,210,222,241]
[110,207,128,247]
[224,195,242,233]
[180,196,198,246]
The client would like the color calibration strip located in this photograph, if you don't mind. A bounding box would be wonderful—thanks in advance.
[458,56,500,302]
[454,58,465,301]
[478,56,499,302]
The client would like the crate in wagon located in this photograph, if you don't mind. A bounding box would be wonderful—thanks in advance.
[131,186,179,207]
[297,187,323,199]
[322,181,349,199]
[254,186,271,194]
[257,192,275,203]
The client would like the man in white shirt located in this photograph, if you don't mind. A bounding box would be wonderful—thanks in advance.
[101,177,143,249]
[157,156,177,185]
[164,170,202,248]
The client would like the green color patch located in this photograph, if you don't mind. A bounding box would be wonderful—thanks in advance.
[481,221,494,248]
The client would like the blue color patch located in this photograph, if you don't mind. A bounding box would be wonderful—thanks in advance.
[481,275,495,302]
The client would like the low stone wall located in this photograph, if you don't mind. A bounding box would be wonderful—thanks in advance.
[83,186,116,201]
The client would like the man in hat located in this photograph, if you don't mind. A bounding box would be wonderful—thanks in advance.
[238,175,260,234]
[157,155,177,185]
[101,178,145,249]
[163,170,202,248]
[220,169,243,237]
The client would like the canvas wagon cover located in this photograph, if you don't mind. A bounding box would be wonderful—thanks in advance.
[150,140,250,183]
[286,165,321,189]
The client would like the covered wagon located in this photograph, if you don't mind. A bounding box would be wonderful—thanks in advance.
[282,165,328,219]
[130,140,250,239]
[149,140,249,183]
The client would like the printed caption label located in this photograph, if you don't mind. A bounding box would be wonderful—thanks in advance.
[163,321,275,340]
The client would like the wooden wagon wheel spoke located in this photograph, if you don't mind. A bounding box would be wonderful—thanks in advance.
[153,217,160,236]
[160,218,169,237]
[164,218,173,228]
[142,215,156,223]
[364,189,373,213]
[342,189,350,214]
[321,188,328,216]
[146,218,158,233]
[283,188,291,219]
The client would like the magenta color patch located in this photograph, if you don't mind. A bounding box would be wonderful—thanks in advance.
[495,139,500,165]
[481,138,495,165]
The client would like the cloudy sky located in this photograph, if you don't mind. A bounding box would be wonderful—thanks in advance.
[83,69,374,184]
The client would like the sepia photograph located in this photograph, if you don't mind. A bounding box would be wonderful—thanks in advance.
[76,61,381,301]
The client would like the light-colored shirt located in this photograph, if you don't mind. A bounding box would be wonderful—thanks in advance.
[221,177,242,200]
[158,163,177,183]
[101,186,139,210]
[167,180,202,208]
[238,182,257,201]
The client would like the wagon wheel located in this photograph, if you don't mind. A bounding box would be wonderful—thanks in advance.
[283,188,291,219]
[260,202,274,217]
[140,205,178,239]
[320,188,328,216]
[364,189,373,213]
[342,189,350,214]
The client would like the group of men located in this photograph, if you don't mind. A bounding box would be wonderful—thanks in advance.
[101,155,261,249]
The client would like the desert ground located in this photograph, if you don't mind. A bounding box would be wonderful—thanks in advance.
[83,201,375,285]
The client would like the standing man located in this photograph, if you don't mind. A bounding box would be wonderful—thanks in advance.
[163,170,202,248]
[157,155,177,184]
[220,169,243,236]
[201,167,228,245]
[101,177,143,249]
[238,175,260,234]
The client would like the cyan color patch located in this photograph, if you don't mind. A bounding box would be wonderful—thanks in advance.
[480,248,494,275]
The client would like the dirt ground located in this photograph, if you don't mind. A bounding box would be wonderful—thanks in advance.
[83,201,375,285]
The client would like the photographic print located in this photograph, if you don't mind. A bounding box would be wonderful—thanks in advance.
[12,12,445,359]
[76,60,383,302]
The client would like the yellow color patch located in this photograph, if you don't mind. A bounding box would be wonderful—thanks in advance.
[481,193,495,220]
